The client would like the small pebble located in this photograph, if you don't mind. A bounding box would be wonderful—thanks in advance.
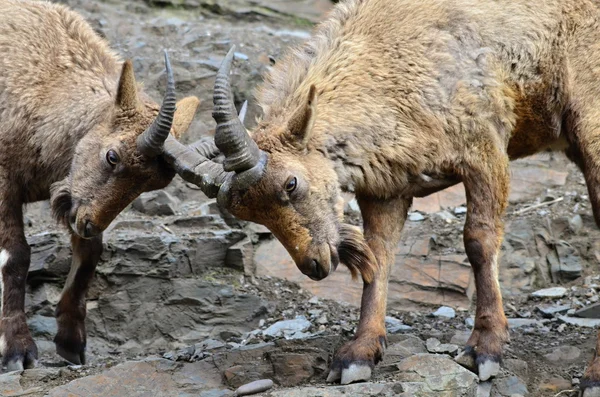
[235,379,274,396]
[409,212,425,222]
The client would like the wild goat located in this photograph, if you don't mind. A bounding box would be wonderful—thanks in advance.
[165,0,600,393]
[0,0,200,370]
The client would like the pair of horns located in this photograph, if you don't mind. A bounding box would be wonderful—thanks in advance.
[162,46,266,203]
[116,50,177,157]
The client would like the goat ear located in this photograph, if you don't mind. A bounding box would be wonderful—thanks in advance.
[172,96,200,139]
[115,60,139,110]
[287,85,317,148]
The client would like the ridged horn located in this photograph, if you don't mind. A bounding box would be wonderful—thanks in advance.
[163,135,230,199]
[137,50,177,157]
[213,46,262,173]
[190,101,249,159]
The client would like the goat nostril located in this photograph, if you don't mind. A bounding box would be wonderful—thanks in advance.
[84,220,95,238]
[309,260,326,281]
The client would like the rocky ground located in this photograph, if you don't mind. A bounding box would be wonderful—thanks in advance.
[1,0,600,396]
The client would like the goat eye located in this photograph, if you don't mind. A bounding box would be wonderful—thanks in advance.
[106,150,120,166]
[285,176,297,193]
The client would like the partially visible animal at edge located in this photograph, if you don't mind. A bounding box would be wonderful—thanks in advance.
[0,0,201,370]
[164,0,600,393]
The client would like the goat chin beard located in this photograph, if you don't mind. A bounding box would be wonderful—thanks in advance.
[49,178,73,229]
[337,223,377,284]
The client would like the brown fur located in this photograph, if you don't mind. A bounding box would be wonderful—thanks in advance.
[208,0,600,387]
[0,0,199,370]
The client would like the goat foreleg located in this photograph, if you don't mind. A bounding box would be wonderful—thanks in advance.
[54,233,102,365]
[327,196,410,384]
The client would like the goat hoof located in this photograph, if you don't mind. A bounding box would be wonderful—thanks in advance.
[581,358,600,397]
[56,343,86,365]
[328,334,385,384]
[456,346,500,381]
[0,315,39,371]
[582,387,600,397]
[1,347,38,371]
[340,363,372,385]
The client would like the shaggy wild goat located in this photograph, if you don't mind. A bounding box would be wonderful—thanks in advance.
[0,0,201,370]
[166,0,600,393]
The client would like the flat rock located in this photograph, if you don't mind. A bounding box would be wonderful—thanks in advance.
[426,338,459,355]
[27,314,58,338]
[544,346,581,363]
[503,359,528,381]
[408,212,425,222]
[0,371,25,396]
[575,302,600,319]
[47,358,228,396]
[494,375,528,396]
[395,353,478,395]
[263,316,311,339]
[507,318,543,329]
[132,190,179,216]
[266,383,404,397]
[531,287,567,298]
[536,304,571,318]
[558,315,600,327]
[385,316,413,333]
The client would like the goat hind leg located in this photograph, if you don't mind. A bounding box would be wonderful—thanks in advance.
[54,234,102,365]
[455,157,510,381]
[564,112,600,396]
[327,196,410,385]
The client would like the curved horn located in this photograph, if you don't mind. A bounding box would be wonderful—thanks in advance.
[163,135,230,199]
[190,101,250,160]
[213,46,262,172]
[137,50,177,157]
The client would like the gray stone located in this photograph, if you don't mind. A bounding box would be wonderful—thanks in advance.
[454,206,467,215]
[381,336,428,368]
[450,331,471,346]
[267,383,402,397]
[27,232,71,279]
[569,214,584,234]
[558,315,600,327]
[0,371,25,396]
[385,316,412,333]
[507,318,543,329]
[477,382,492,397]
[132,190,179,216]
[21,368,61,383]
[396,354,478,395]
[436,210,457,223]
[432,306,456,318]
[235,379,273,396]
[409,212,425,222]
[503,359,528,381]
[544,346,581,363]
[225,238,255,274]
[494,375,528,396]
[531,287,567,298]
[263,316,311,339]
[426,338,459,355]
[536,304,571,318]
[575,302,600,319]
[47,359,228,396]
[27,314,57,338]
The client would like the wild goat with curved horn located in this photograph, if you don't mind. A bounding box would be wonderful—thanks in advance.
[0,0,200,371]
[165,0,600,394]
